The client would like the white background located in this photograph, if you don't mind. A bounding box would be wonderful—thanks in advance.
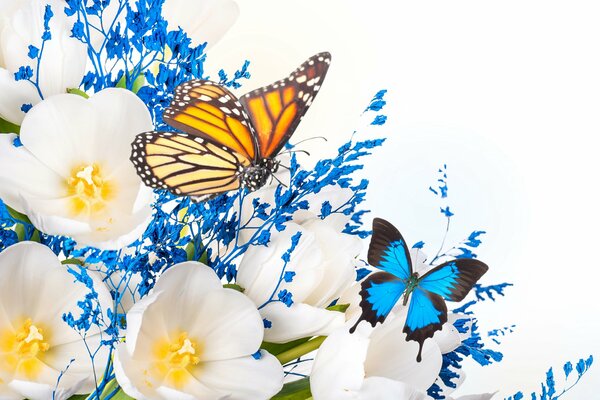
[206,1,600,397]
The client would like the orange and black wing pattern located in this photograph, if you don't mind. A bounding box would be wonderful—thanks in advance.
[130,131,249,201]
[240,52,332,159]
[163,80,259,162]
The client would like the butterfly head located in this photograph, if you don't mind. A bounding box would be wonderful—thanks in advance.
[241,158,279,192]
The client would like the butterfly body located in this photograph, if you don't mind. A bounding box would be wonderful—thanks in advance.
[131,52,332,201]
[240,158,279,191]
[350,218,488,362]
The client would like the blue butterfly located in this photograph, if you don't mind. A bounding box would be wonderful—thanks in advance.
[349,218,488,362]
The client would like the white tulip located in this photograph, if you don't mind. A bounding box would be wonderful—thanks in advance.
[310,317,442,400]
[0,88,154,249]
[114,261,284,400]
[0,0,86,125]
[237,214,362,343]
[0,242,112,400]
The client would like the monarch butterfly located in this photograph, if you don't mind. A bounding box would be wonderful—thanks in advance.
[350,218,488,362]
[130,52,332,201]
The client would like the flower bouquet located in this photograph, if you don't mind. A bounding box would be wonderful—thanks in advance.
[0,1,593,399]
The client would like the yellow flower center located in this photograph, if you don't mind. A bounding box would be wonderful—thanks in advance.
[66,163,115,217]
[151,332,203,389]
[0,319,50,379]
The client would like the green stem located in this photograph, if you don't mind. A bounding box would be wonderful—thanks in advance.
[98,377,118,399]
[276,336,326,365]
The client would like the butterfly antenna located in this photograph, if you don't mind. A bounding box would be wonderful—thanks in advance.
[279,149,311,157]
[271,173,288,188]
[290,136,328,147]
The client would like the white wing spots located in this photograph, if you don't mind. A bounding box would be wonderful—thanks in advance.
[314,85,321,90]
[220,106,231,114]
[232,108,241,116]
[199,95,212,101]
[308,60,315,66]
[218,95,230,103]
[302,93,311,102]
[298,90,304,99]
[296,75,307,83]
[318,56,324,61]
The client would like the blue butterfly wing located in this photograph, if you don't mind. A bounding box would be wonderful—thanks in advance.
[419,258,489,302]
[403,288,447,362]
[368,218,412,280]
[349,272,406,333]
[402,258,488,361]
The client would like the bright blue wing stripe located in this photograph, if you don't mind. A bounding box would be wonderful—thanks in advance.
[365,277,406,320]
[418,262,460,299]
[405,288,445,332]
[377,240,411,280]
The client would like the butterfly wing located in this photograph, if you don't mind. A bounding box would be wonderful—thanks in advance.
[403,288,447,362]
[240,52,332,159]
[349,272,406,333]
[130,131,249,201]
[163,80,259,162]
[418,258,489,302]
[368,217,413,280]
[403,258,489,361]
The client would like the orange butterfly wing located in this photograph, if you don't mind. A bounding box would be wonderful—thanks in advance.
[130,131,247,201]
[240,52,332,159]
[163,80,259,162]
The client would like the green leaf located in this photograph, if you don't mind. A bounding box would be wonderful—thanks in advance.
[67,88,90,98]
[326,303,350,313]
[116,74,145,94]
[272,377,312,400]
[67,395,88,400]
[185,241,195,260]
[62,258,85,266]
[0,116,19,134]
[5,205,31,224]
[261,337,310,356]
[276,336,326,365]
[14,224,25,242]
[223,283,245,292]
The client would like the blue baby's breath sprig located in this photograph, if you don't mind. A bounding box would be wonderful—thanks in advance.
[506,356,593,400]
[14,4,55,104]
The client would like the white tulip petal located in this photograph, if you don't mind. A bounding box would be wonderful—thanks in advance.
[125,292,169,357]
[365,316,442,391]
[310,326,370,400]
[0,68,40,124]
[9,378,84,400]
[359,376,430,400]
[152,261,223,297]
[261,302,345,343]
[184,289,263,361]
[0,382,21,400]
[87,88,153,173]
[114,342,162,400]
[433,321,463,354]
[19,93,99,177]
[0,134,64,213]
[156,384,217,400]
[196,352,284,400]
[74,205,152,250]
[22,196,93,236]
[162,0,239,48]
[0,242,112,343]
